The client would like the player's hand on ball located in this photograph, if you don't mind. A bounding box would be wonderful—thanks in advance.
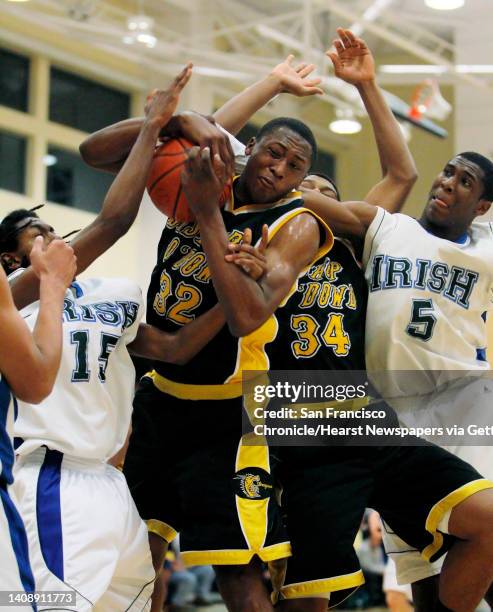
[144,62,193,128]
[181,146,228,216]
[173,111,235,179]
[224,224,268,281]
[30,236,77,288]
[326,28,375,85]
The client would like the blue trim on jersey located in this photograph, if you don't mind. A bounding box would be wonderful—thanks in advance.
[71,282,83,297]
[453,232,468,244]
[0,485,37,610]
[36,449,64,581]
[423,227,468,244]
[0,377,14,485]
[482,311,487,323]
[476,348,487,362]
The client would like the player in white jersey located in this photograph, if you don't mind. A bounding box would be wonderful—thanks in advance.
[0,237,75,605]
[290,141,493,610]
[0,65,237,611]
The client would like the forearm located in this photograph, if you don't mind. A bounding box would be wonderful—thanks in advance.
[213,74,282,135]
[30,275,67,390]
[195,209,268,336]
[79,118,145,170]
[129,304,225,365]
[358,80,416,179]
[301,191,370,238]
[72,118,163,273]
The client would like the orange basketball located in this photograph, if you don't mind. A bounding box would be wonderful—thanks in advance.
[146,138,231,222]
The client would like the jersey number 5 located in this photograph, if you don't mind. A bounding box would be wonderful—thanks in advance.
[406,299,437,341]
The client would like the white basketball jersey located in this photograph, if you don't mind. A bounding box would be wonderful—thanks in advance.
[363,208,493,397]
[14,277,143,461]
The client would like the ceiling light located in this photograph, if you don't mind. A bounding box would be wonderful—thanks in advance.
[127,15,154,31]
[136,33,156,48]
[329,109,362,135]
[43,154,58,167]
[424,0,464,9]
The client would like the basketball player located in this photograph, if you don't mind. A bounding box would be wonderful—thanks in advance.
[271,146,493,612]
[80,57,331,612]
[222,30,493,612]
[2,66,232,611]
[0,236,75,603]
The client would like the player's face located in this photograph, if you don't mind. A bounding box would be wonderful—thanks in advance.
[16,219,59,262]
[302,175,338,199]
[243,127,312,203]
[424,156,488,230]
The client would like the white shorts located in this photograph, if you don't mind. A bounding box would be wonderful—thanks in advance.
[12,448,154,611]
[382,557,412,601]
[383,376,493,585]
[0,483,36,610]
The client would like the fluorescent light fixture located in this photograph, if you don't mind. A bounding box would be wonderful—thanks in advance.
[380,64,493,75]
[193,66,252,80]
[380,65,448,74]
[424,0,464,9]
[122,35,135,45]
[456,65,493,73]
[43,154,57,167]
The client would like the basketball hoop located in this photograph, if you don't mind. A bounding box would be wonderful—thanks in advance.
[409,79,452,121]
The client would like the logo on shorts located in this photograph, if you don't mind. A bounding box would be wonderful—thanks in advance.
[234,468,273,500]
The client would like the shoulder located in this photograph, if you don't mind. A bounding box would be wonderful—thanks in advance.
[75,277,142,301]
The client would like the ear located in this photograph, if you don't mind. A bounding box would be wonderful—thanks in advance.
[244,137,256,157]
[0,252,21,272]
[475,199,491,217]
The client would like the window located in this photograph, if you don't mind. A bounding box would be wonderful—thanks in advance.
[0,131,27,194]
[49,67,130,133]
[46,146,113,212]
[0,48,29,112]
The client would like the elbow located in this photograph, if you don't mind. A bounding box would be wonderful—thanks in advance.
[14,379,53,404]
[228,314,263,338]
[392,166,418,187]
[79,139,97,167]
[79,137,102,169]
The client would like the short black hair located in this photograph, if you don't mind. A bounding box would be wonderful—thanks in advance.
[456,152,493,201]
[0,208,40,271]
[256,117,317,167]
[307,171,341,201]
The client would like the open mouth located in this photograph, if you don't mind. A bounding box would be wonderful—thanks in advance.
[432,194,449,209]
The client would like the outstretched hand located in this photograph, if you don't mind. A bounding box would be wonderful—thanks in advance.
[144,62,193,127]
[271,54,324,97]
[181,146,229,216]
[224,224,268,281]
[326,28,375,85]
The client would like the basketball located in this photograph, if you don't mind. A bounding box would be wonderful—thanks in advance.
[146,138,231,222]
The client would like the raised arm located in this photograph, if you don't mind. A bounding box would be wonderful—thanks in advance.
[0,238,76,403]
[11,65,193,309]
[213,55,323,136]
[326,28,417,210]
[182,148,321,337]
